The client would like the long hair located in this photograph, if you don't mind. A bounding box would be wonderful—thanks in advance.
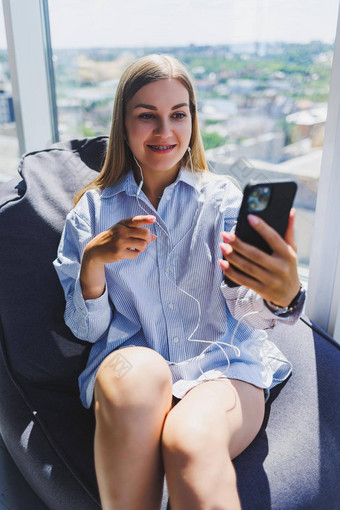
[75,54,208,203]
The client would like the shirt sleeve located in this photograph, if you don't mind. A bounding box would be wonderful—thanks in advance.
[220,282,305,330]
[53,209,113,343]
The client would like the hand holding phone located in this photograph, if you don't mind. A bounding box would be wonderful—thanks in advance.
[222,180,297,288]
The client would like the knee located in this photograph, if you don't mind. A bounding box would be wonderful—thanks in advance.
[162,410,226,464]
[95,347,172,417]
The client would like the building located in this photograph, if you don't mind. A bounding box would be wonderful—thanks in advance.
[0,91,15,124]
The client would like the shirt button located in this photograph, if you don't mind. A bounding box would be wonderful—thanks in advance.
[173,337,179,343]
[165,195,171,201]
[168,303,174,309]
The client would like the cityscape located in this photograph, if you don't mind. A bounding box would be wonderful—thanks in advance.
[0,41,334,270]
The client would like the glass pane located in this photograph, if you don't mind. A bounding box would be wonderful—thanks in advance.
[0,6,20,183]
[48,0,339,281]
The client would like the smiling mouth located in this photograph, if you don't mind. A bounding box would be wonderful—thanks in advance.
[147,144,176,152]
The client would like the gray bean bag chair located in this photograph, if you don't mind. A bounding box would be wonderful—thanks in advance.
[0,136,339,510]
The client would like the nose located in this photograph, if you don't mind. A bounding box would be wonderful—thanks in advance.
[154,117,172,138]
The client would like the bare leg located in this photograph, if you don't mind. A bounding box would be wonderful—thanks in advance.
[162,379,265,510]
[94,346,173,510]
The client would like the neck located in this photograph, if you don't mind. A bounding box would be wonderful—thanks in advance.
[133,164,181,202]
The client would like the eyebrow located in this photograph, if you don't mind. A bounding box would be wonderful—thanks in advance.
[133,102,189,111]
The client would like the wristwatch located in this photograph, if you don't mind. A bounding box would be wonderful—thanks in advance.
[264,284,306,317]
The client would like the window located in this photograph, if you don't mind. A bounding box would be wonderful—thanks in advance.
[47,0,339,286]
[0,5,19,183]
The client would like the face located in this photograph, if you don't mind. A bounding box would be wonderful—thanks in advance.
[124,78,192,180]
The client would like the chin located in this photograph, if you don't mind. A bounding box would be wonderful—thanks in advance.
[141,158,182,174]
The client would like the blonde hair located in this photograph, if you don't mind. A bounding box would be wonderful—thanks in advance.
[75,54,208,203]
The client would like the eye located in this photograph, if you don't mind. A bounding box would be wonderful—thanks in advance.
[172,112,186,119]
[138,113,155,120]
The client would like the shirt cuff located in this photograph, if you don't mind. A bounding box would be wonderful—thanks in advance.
[221,281,305,326]
[251,290,305,323]
[72,277,109,317]
[251,292,283,319]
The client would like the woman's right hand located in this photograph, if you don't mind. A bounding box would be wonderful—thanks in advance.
[84,215,157,264]
[80,215,156,300]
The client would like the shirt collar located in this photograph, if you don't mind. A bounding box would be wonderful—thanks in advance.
[177,166,205,192]
[101,167,204,199]
[101,170,139,199]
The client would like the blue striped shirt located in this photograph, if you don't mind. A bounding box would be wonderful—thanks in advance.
[53,168,303,408]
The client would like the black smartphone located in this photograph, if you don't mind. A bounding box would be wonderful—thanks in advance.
[224,180,298,287]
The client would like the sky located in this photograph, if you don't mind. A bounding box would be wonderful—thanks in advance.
[1,0,339,49]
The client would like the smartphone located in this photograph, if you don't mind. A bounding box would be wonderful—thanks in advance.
[224,180,298,287]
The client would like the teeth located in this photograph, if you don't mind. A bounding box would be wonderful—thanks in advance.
[149,145,174,150]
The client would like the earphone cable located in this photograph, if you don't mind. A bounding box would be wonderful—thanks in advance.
[133,152,269,381]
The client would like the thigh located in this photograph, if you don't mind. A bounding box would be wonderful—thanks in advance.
[164,378,265,460]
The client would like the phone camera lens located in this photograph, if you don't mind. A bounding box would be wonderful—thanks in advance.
[247,185,271,212]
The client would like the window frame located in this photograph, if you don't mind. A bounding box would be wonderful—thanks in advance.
[305,1,340,341]
[2,0,58,154]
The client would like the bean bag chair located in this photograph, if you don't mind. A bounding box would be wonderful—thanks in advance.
[0,136,339,509]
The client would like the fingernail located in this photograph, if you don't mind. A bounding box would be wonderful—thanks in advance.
[218,259,229,269]
[248,214,260,226]
[221,232,235,242]
[220,242,232,254]
[147,216,156,222]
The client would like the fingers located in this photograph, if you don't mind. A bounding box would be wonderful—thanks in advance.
[284,209,297,251]
[90,215,158,264]
[219,213,301,304]
[220,230,279,273]
[123,215,156,227]
[218,258,265,293]
[219,240,276,289]
[247,214,292,257]
[115,215,157,244]
[220,211,297,268]
[120,215,157,243]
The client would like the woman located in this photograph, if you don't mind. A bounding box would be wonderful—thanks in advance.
[54,54,305,510]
